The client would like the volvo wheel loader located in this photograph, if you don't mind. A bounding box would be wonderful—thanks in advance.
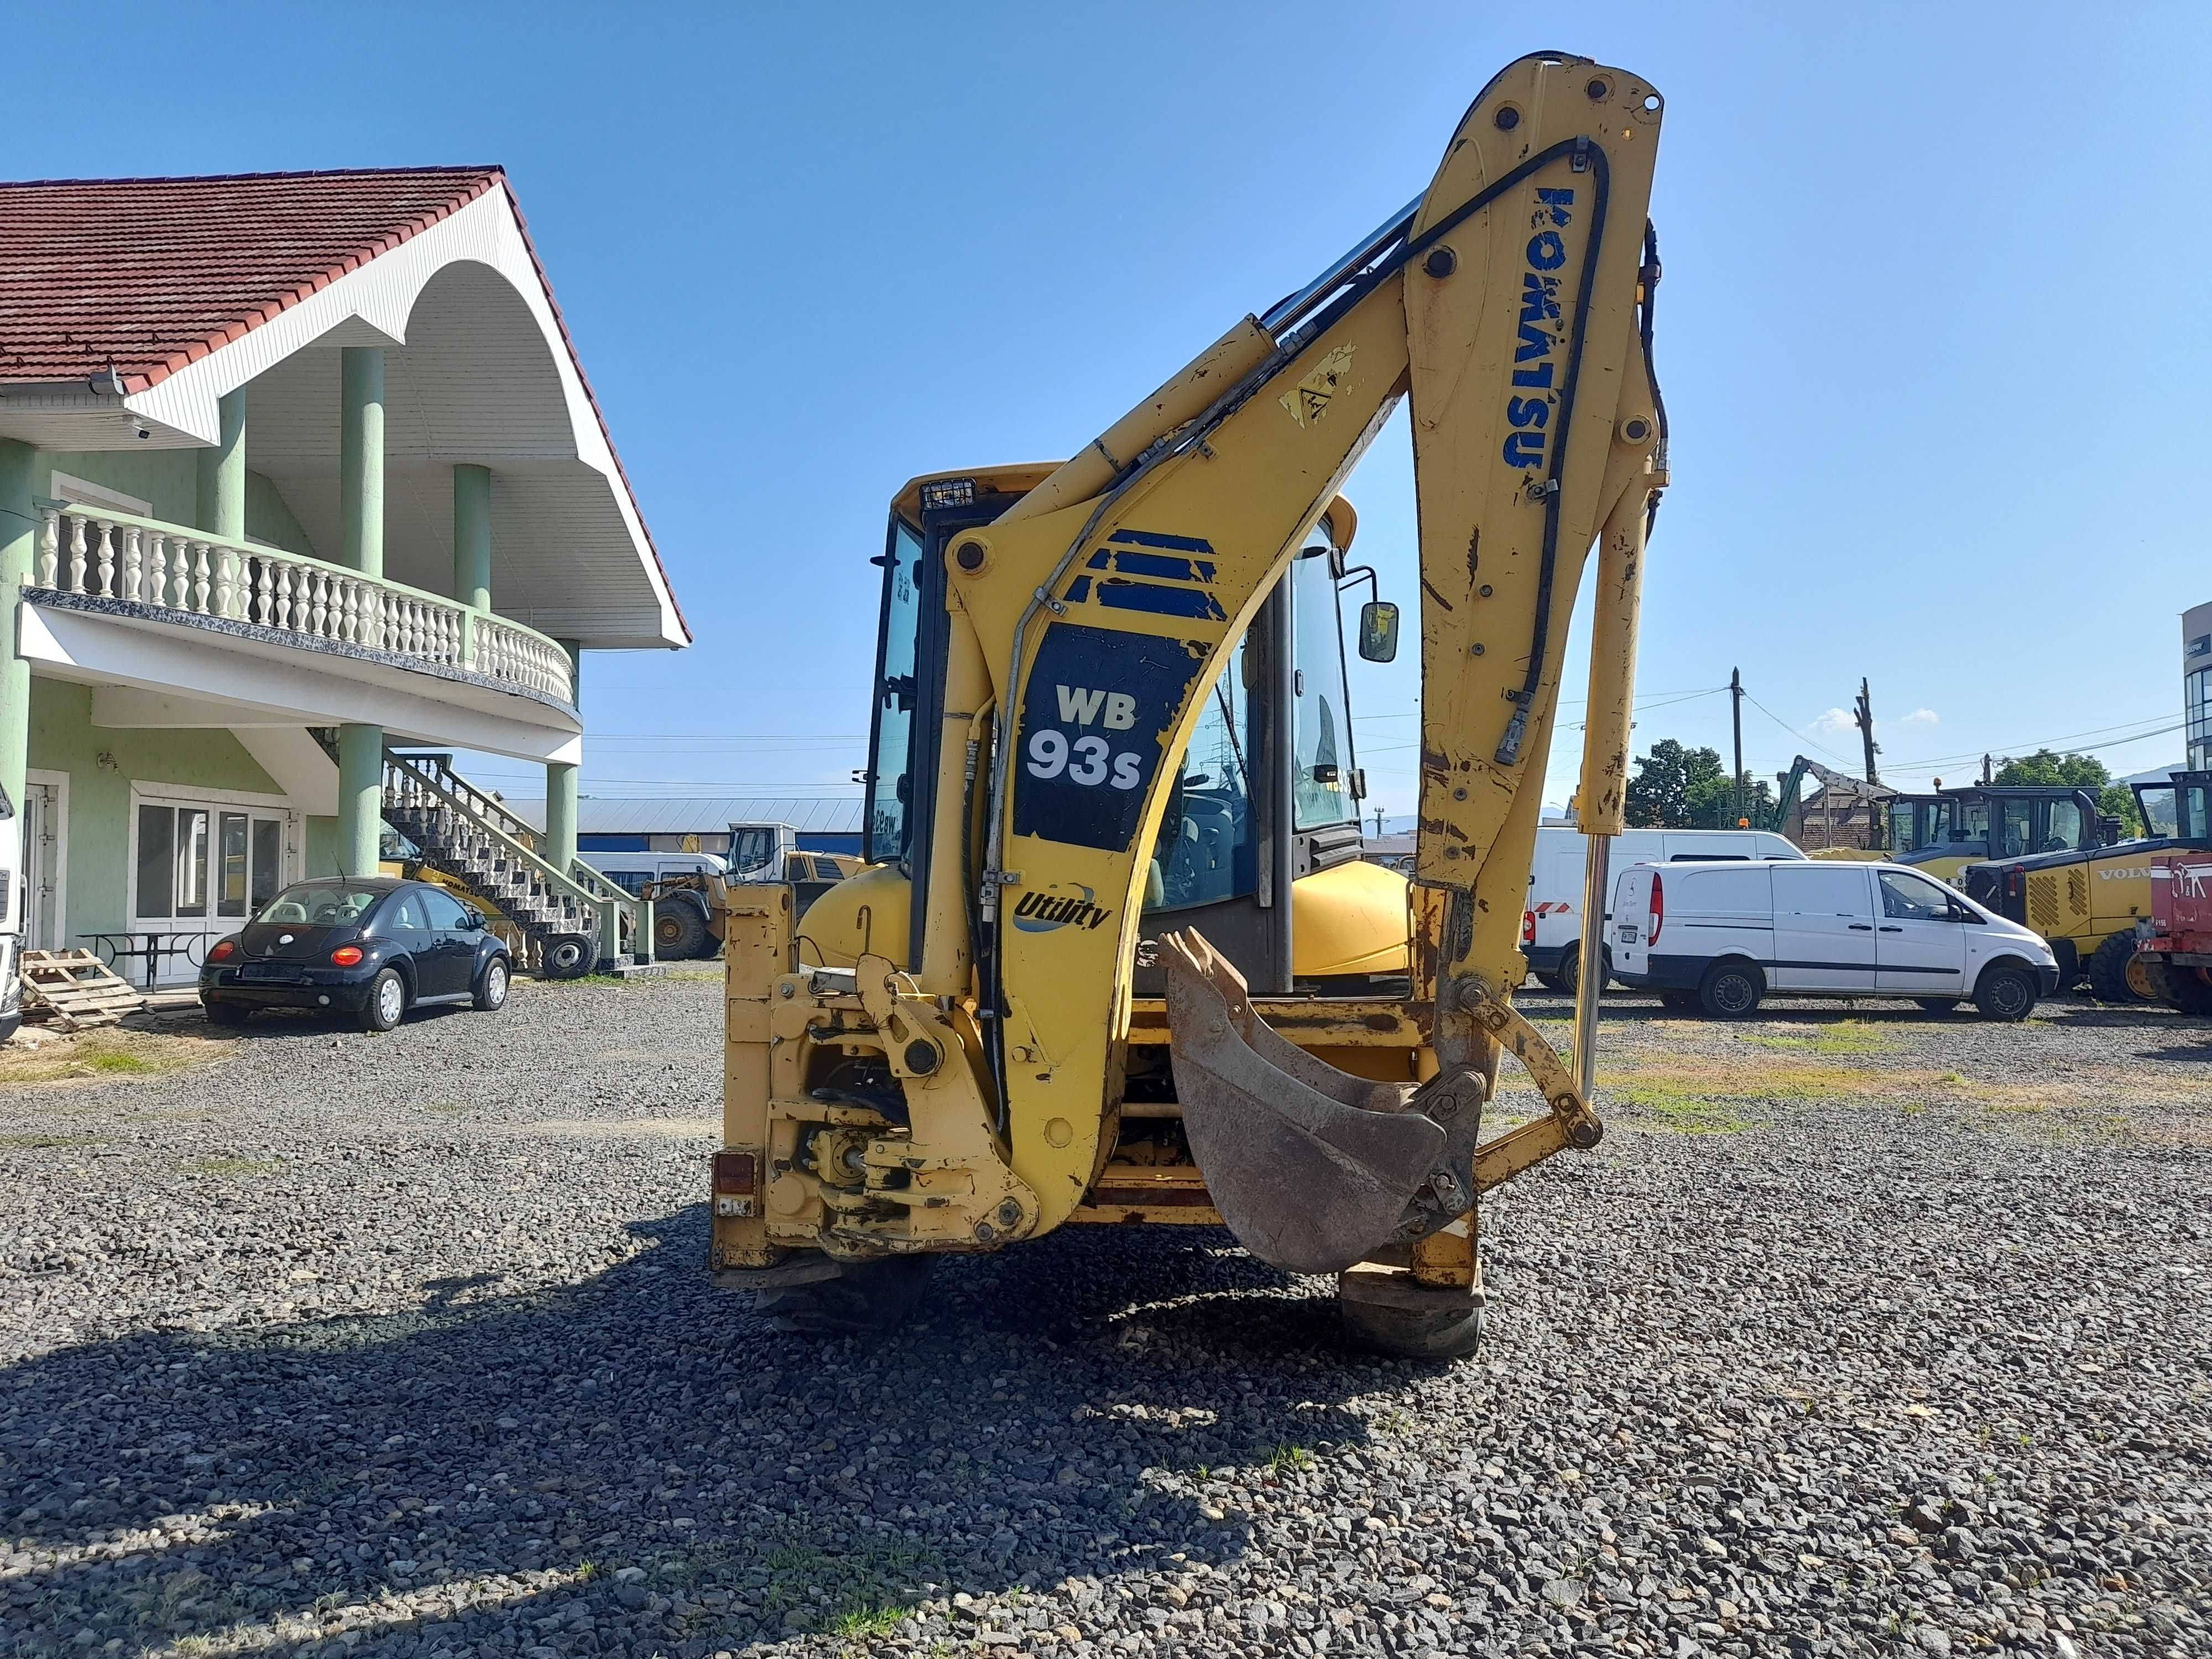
[710,53,1669,1357]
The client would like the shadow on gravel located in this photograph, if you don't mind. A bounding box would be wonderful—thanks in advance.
[3,1211,1400,1656]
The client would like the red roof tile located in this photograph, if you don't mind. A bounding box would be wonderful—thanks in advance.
[0,165,502,390]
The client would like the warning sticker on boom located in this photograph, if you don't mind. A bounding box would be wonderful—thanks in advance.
[1011,624,1208,853]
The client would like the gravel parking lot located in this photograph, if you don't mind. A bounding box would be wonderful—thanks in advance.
[2,977,2208,1659]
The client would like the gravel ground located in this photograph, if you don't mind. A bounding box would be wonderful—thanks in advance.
[2,977,2208,1658]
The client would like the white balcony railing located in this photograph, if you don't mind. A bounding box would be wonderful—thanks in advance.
[29,500,574,705]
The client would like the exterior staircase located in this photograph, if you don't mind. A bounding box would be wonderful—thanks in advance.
[310,734,645,976]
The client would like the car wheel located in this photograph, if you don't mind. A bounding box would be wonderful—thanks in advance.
[541,933,595,980]
[204,999,251,1028]
[1697,959,1764,1019]
[359,968,406,1033]
[473,956,510,1012]
[1973,962,2037,1022]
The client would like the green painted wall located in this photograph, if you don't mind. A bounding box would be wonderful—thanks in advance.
[303,815,340,881]
[26,680,289,942]
[40,450,318,558]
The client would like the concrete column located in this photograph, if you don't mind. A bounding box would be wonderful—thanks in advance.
[336,723,384,879]
[195,388,247,539]
[544,637,581,873]
[453,463,491,610]
[340,347,384,577]
[0,440,36,835]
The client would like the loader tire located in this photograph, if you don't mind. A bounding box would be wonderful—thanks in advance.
[1337,1269,1485,1360]
[654,898,711,960]
[2086,931,2147,1004]
[756,1256,936,1337]
[2155,959,2212,1017]
[541,932,596,980]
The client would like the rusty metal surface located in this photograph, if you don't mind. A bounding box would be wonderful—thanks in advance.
[1163,931,1444,1275]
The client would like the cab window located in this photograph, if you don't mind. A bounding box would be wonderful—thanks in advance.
[1291,545,1357,831]
[1879,868,1957,921]
[1149,633,1258,911]
[2043,799,2087,853]
[864,519,926,863]
[1889,801,1922,854]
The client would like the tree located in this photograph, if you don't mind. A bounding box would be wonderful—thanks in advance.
[1992,748,2139,837]
[1688,771,1778,830]
[1625,739,1725,828]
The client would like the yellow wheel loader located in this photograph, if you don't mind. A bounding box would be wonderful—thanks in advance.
[712,53,1669,1356]
[1963,773,2212,1001]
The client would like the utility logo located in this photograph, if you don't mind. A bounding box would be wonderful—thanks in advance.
[1501,187,1574,469]
[1012,884,1113,933]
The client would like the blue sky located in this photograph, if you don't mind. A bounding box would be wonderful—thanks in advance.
[18,2,2210,816]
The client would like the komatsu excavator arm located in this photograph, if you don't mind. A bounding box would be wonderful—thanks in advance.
[714,53,1667,1346]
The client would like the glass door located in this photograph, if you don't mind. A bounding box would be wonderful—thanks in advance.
[132,799,288,980]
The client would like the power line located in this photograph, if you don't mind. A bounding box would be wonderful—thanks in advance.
[1740,690,1860,766]
[1887,714,2182,770]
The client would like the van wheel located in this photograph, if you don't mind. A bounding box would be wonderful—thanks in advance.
[1535,971,1571,994]
[1554,947,1613,998]
[2086,931,2146,1003]
[1973,963,2038,1022]
[1698,960,1764,1018]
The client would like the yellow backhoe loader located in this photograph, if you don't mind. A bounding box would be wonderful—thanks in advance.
[711,53,1668,1356]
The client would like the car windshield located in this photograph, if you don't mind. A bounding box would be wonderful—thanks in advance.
[254,883,385,927]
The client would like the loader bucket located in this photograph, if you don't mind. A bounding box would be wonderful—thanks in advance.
[1160,930,1446,1275]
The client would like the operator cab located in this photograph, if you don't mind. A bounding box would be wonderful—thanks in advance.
[1887,785,2107,872]
[854,465,1405,1000]
[2131,771,2212,843]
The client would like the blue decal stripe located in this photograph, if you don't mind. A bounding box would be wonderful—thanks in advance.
[1062,575,1092,604]
[1110,528,1216,555]
[1095,580,1227,621]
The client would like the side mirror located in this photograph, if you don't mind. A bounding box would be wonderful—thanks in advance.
[462,907,486,930]
[1358,600,1400,662]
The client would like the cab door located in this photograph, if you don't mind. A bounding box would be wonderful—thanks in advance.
[1872,868,1968,995]
[1770,863,1877,990]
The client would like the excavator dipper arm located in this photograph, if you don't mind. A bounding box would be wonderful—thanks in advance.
[939,53,1667,1259]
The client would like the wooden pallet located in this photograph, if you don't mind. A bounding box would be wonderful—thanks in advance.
[20,948,144,1031]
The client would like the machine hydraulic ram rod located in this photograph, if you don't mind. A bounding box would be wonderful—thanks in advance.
[1571,482,1653,1096]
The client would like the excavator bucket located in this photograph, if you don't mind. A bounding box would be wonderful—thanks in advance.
[1161,930,1470,1275]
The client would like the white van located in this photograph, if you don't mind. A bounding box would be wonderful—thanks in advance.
[1609,858,2059,1020]
[1521,826,1804,992]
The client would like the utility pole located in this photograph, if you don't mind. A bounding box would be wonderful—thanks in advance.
[1372,804,1385,837]
[1854,677,1880,785]
[1729,667,1745,826]
[1981,753,1994,785]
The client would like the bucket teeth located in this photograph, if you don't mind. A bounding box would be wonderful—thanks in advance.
[1160,930,1479,1275]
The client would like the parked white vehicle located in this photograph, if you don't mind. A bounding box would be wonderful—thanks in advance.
[1609,858,2060,1020]
[1521,826,1804,993]
[583,851,729,898]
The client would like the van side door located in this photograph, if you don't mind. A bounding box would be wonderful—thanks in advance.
[1872,868,1968,995]
[1770,863,1878,991]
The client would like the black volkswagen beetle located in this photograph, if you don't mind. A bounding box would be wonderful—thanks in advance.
[199,877,512,1032]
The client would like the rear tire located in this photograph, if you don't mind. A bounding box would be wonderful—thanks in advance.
[1534,971,1571,995]
[540,933,595,980]
[1338,1270,1485,1360]
[1698,959,1764,1019]
[1973,962,2038,1022]
[1554,946,1614,998]
[2087,931,2146,1003]
[203,1000,251,1028]
[358,968,406,1033]
[2154,959,2212,1016]
[757,1256,936,1337]
[654,899,711,960]
[473,957,510,1012]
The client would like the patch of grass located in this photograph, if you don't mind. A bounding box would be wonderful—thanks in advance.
[185,1155,283,1178]
[1266,1443,1316,1473]
[1808,1020,1896,1056]
[1608,1082,1756,1135]
[830,1604,905,1638]
[760,1534,935,1634]
[85,1050,155,1073]
[533,973,629,989]
[0,1026,211,1088]
[1737,1033,1809,1050]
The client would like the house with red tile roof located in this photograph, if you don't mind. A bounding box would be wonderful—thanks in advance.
[0,166,687,1017]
